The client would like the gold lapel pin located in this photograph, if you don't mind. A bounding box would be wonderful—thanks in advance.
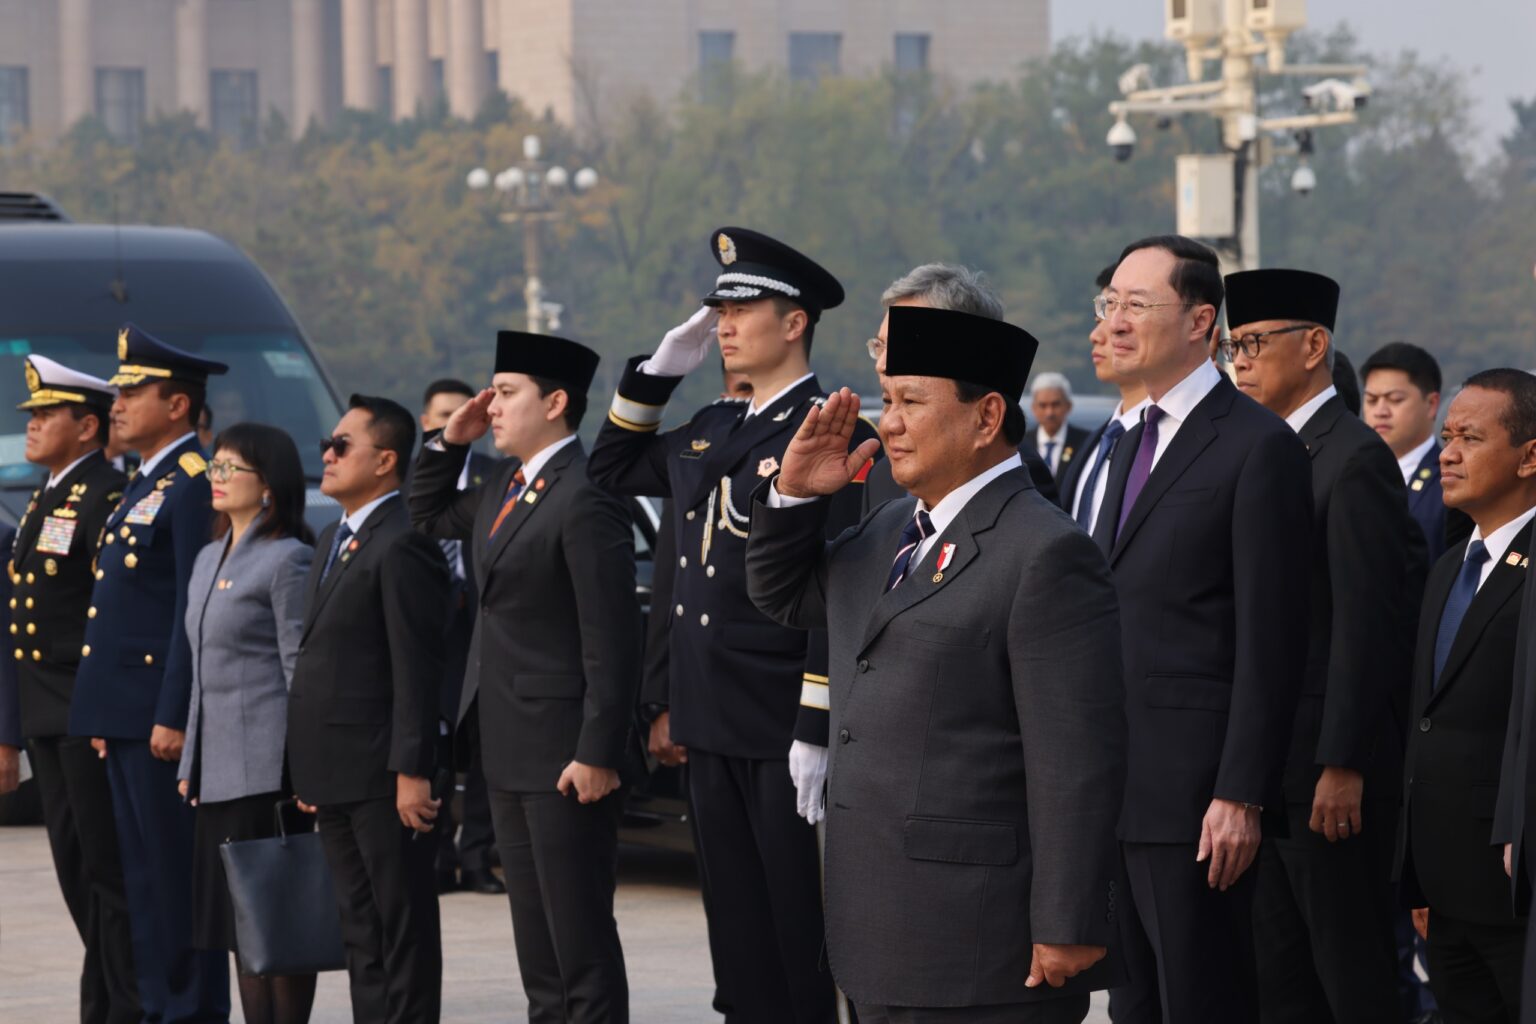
[931,572,943,583]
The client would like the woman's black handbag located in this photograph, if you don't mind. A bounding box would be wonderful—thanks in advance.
[219,799,347,975]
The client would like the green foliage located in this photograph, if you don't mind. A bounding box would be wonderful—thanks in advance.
[1,34,1531,419]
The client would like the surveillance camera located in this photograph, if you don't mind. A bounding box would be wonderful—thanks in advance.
[1107,119,1137,162]
[1118,64,1154,97]
[1291,163,1316,196]
[1351,77,1372,110]
[1302,78,1358,113]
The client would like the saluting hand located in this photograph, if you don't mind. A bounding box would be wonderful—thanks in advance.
[776,388,882,500]
[442,388,495,446]
[1025,943,1106,988]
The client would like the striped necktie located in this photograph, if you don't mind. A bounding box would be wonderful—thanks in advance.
[886,509,935,592]
[488,469,528,539]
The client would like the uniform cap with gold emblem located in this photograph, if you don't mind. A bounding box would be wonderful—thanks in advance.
[701,227,844,323]
[17,355,117,411]
[110,323,229,388]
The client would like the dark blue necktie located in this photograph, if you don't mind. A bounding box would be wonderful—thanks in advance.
[1043,440,1057,471]
[321,521,354,583]
[1075,420,1127,531]
[1433,539,1489,685]
[886,509,934,592]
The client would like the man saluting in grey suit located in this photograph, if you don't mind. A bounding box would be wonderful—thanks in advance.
[745,304,1128,1024]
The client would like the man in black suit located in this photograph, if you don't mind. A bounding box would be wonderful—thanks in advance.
[412,333,641,1023]
[860,264,1058,512]
[418,378,503,896]
[1095,236,1313,1023]
[1029,372,1090,480]
[5,357,137,1023]
[1058,264,1148,530]
[1363,343,1473,564]
[747,305,1126,1022]
[1408,370,1536,1021]
[1225,269,1421,1021]
[288,395,450,1024]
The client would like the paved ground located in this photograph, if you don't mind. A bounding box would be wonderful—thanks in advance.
[0,824,1110,1022]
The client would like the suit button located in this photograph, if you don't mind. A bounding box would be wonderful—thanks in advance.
[675,604,685,617]
[706,565,715,578]
[685,511,696,521]
[838,728,851,744]
[679,556,688,568]
[700,614,710,626]
[1419,717,1432,733]
[857,659,870,673]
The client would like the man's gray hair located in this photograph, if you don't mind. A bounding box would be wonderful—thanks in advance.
[1029,372,1073,400]
[881,264,1005,321]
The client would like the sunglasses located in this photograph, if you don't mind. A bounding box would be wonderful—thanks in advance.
[319,436,381,459]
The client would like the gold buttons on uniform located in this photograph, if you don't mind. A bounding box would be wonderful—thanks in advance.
[88,607,97,619]
[144,654,154,666]
[12,649,21,660]
[105,534,115,545]
[81,645,90,658]
[124,553,138,568]
[31,650,40,661]
[25,623,35,635]
[24,598,33,610]
[119,527,129,539]
[127,536,137,546]
[6,598,13,610]
[7,625,15,636]
[25,573,34,584]
[95,569,104,580]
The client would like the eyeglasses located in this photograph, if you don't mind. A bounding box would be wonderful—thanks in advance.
[866,337,885,361]
[1093,295,1197,322]
[1217,325,1311,361]
[319,436,380,459]
[207,459,258,482]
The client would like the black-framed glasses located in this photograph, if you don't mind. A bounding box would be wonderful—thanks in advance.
[207,459,258,482]
[319,436,380,459]
[1218,325,1311,361]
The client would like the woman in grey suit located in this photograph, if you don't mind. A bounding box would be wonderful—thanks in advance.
[176,423,316,1024]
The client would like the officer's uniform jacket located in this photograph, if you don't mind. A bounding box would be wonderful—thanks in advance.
[69,435,212,740]
[590,357,878,757]
[10,451,125,738]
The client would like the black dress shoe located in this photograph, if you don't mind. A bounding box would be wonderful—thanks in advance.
[461,865,506,895]
[435,870,460,895]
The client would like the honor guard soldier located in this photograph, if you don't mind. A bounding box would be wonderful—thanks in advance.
[69,324,231,1023]
[9,356,139,1023]
[590,228,877,1023]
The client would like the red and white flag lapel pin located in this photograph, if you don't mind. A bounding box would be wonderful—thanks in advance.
[932,542,957,583]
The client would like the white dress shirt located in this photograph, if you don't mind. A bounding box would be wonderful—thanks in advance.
[45,450,100,491]
[1284,385,1339,435]
[1147,360,1223,471]
[1035,425,1069,474]
[1072,399,1150,529]
[744,372,814,420]
[136,431,199,480]
[1397,434,1437,486]
[340,489,401,536]
[517,434,579,485]
[1466,507,1536,592]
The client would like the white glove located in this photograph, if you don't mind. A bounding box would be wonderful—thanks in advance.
[642,305,719,377]
[788,740,829,825]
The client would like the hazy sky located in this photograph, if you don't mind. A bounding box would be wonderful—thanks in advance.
[1051,1,1534,154]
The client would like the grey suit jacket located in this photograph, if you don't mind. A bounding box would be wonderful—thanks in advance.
[747,467,1127,1008]
[178,534,312,803]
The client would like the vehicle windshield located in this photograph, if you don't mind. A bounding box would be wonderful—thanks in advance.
[0,329,339,491]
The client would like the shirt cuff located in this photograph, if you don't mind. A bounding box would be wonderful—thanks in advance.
[767,480,821,509]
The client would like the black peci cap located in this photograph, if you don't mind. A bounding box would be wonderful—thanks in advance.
[494,331,600,393]
[701,227,844,322]
[882,305,1039,403]
[1224,269,1340,332]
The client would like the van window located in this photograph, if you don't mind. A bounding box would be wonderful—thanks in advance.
[0,329,338,490]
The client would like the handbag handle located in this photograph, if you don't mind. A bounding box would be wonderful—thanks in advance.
[272,797,301,847]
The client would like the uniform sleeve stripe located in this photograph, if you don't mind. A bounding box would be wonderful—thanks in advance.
[800,679,830,710]
[607,409,661,433]
[611,393,666,428]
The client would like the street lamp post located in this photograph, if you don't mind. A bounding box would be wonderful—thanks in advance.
[467,134,599,334]
[1104,0,1370,272]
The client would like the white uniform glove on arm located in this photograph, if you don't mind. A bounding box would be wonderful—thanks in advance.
[641,305,719,377]
[788,740,830,825]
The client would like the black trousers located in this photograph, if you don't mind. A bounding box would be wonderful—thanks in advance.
[29,735,141,1024]
[687,749,835,1024]
[316,797,442,1024]
[489,787,628,1024]
[104,739,228,1024]
[1426,910,1523,1024]
[858,995,1090,1024]
[1109,840,1259,1024]
[437,745,497,876]
[1252,801,1402,1024]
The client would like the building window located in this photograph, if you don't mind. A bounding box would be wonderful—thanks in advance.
[211,70,259,148]
[95,68,146,145]
[700,31,734,71]
[895,34,930,75]
[0,68,27,144]
[788,33,841,83]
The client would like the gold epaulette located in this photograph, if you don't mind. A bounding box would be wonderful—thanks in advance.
[179,452,207,478]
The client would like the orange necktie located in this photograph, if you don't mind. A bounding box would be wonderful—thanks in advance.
[488,469,527,539]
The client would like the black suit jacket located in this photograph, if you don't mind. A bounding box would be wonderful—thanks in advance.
[1402,522,1533,923]
[1283,396,1423,807]
[287,496,449,806]
[1097,372,1312,841]
[411,440,642,792]
[438,448,498,725]
[1494,525,1536,914]
[747,468,1126,1007]
[9,452,125,738]
[863,439,1059,513]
